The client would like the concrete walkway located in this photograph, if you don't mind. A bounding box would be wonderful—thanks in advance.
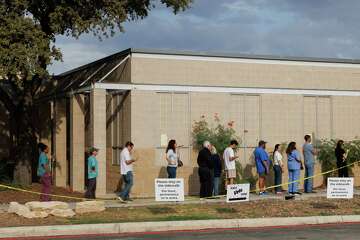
[0,189,359,211]
[101,188,360,209]
[2,215,360,238]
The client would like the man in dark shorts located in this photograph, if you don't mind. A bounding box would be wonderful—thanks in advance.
[254,140,271,195]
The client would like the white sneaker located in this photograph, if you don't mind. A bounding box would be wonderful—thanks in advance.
[117,196,126,203]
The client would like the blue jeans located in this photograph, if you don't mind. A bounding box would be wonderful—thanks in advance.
[213,177,220,196]
[273,165,282,193]
[304,164,314,193]
[167,166,177,178]
[288,169,300,193]
[119,171,133,200]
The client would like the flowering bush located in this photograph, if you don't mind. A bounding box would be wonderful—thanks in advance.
[192,114,240,155]
[316,138,360,184]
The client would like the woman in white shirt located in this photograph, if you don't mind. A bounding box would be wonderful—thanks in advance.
[273,144,284,194]
[166,139,178,178]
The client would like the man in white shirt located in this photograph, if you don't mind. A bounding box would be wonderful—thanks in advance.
[223,140,239,186]
[118,141,135,202]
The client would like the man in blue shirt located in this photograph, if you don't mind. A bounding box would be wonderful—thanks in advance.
[85,147,99,199]
[303,135,317,193]
[254,140,271,195]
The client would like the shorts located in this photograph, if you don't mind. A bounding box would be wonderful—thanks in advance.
[226,169,236,179]
[258,172,267,177]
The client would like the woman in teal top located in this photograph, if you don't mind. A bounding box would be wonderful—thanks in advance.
[37,143,51,201]
[85,147,99,199]
[286,142,303,195]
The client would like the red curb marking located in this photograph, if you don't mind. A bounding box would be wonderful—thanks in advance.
[1,221,360,240]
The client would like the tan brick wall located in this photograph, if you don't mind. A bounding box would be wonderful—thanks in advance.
[70,95,85,192]
[132,57,360,90]
[54,99,67,188]
[116,89,360,197]
[90,88,107,196]
[332,96,360,140]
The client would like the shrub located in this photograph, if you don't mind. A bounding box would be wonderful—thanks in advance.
[193,114,245,192]
[316,138,360,184]
[192,114,241,155]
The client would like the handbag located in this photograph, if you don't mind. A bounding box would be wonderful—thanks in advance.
[178,159,184,167]
[177,151,183,167]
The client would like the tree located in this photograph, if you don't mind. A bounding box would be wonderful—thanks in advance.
[0,0,192,185]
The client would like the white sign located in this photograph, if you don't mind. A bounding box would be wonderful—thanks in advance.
[155,178,184,202]
[160,134,168,147]
[226,184,250,203]
[327,177,353,199]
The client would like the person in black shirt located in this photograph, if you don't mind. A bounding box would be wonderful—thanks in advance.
[211,146,222,196]
[197,141,214,198]
[335,140,349,177]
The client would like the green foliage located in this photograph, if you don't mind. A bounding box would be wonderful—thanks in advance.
[0,0,192,184]
[316,139,337,181]
[193,114,247,191]
[192,114,241,155]
[316,138,360,183]
[235,161,257,189]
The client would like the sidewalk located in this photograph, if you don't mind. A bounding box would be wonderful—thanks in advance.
[1,215,360,238]
[1,189,359,211]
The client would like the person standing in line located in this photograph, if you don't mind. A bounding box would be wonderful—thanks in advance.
[118,141,135,202]
[37,143,52,201]
[254,140,271,195]
[223,140,239,187]
[335,140,349,177]
[166,139,178,178]
[273,144,284,194]
[286,142,303,195]
[303,135,317,193]
[85,147,99,199]
[211,146,222,196]
[197,141,214,198]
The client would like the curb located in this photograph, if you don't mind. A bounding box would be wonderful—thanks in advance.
[1,215,360,238]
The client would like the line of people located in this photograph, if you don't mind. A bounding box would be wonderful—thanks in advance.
[36,135,350,201]
[193,134,351,198]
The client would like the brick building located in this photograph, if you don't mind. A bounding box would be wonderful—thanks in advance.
[15,48,360,197]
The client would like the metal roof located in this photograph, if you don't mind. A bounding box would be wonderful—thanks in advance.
[39,48,360,102]
[57,47,360,79]
[130,48,360,64]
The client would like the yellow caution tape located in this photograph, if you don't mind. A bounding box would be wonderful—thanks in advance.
[0,160,359,202]
[259,159,360,193]
[209,160,360,198]
[0,184,107,201]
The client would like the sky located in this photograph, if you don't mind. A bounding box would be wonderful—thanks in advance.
[49,0,360,74]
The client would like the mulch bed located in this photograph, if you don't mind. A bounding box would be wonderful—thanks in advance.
[0,183,83,204]
[0,196,360,228]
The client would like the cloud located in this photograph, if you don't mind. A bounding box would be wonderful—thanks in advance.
[50,0,360,74]
[48,40,110,74]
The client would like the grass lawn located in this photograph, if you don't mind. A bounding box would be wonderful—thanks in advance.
[1,196,360,228]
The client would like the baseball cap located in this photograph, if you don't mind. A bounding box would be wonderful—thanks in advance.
[89,147,99,153]
[258,140,267,146]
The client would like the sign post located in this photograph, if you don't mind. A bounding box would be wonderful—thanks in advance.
[226,184,250,203]
[155,178,184,202]
[327,177,353,199]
